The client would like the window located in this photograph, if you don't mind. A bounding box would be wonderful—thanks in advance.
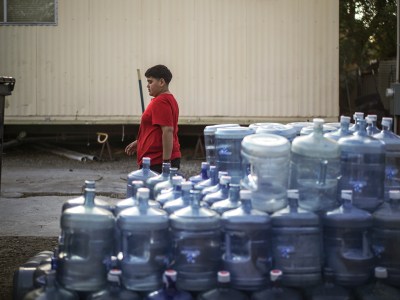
[0,0,57,25]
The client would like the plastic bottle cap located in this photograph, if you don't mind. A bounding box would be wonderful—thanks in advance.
[382,117,393,123]
[85,180,96,188]
[375,267,388,279]
[172,176,183,185]
[313,118,324,126]
[240,190,252,200]
[218,271,230,283]
[220,175,231,184]
[382,118,392,127]
[340,116,351,124]
[143,157,151,164]
[389,190,400,200]
[367,115,377,121]
[201,162,209,168]
[181,181,193,191]
[108,269,122,282]
[165,269,177,281]
[85,187,96,193]
[270,269,282,281]
[137,187,150,198]
[354,112,364,120]
[218,171,229,178]
[341,190,352,201]
[132,180,144,187]
[287,189,299,199]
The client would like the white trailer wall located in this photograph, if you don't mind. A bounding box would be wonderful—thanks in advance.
[0,0,339,125]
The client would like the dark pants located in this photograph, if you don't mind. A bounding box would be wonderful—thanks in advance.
[148,158,181,174]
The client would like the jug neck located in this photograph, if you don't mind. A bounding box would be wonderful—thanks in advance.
[228,185,240,204]
[161,163,171,177]
[355,119,367,136]
[84,188,96,207]
[241,198,252,213]
[288,197,299,213]
[190,190,202,212]
[181,189,191,204]
[201,162,210,180]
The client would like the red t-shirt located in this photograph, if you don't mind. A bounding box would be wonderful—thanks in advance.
[136,93,181,166]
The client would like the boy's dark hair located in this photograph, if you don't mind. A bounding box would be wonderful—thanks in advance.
[145,65,173,84]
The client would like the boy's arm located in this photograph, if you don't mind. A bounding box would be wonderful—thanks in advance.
[161,126,174,161]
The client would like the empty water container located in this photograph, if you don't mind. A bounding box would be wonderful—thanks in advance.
[211,183,241,215]
[338,118,385,212]
[156,176,184,206]
[215,127,254,183]
[250,269,303,300]
[169,190,221,292]
[200,171,228,197]
[354,267,400,300]
[222,190,271,291]
[154,167,179,199]
[307,268,353,300]
[204,124,240,165]
[195,166,218,191]
[255,123,297,142]
[146,269,194,300]
[61,180,113,213]
[323,190,374,287]
[203,175,231,206]
[163,181,193,215]
[126,157,159,196]
[241,133,290,213]
[189,162,210,184]
[86,269,141,300]
[372,190,400,287]
[147,162,171,199]
[271,190,321,287]
[117,188,169,291]
[290,118,340,212]
[373,117,400,201]
[58,188,115,292]
[197,271,249,300]
[349,112,365,132]
[23,270,79,300]
[324,116,352,141]
[366,114,380,136]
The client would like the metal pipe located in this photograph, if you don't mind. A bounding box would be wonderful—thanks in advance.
[33,143,98,162]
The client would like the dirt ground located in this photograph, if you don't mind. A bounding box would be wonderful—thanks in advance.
[0,140,202,300]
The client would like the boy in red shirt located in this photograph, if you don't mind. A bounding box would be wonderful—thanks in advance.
[125,65,181,173]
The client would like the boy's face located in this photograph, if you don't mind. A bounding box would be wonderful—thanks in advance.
[146,77,165,97]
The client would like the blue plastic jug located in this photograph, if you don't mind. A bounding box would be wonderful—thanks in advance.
[156,176,184,206]
[163,181,193,215]
[366,114,381,136]
[211,183,241,215]
[189,162,210,184]
[203,175,231,206]
[349,112,365,132]
[324,116,352,141]
[147,162,171,199]
[153,167,179,199]
[126,157,158,196]
[194,166,218,191]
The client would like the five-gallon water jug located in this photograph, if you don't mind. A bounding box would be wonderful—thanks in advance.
[221,190,271,291]
[117,187,169,291]
[366,114,380,136]
[241,133,290,213]
[86,269,141,300]
[290,118,340,213]
[324,116,352,141]
[338,118,385,212]
[373,117,400,201]
[250,269,303,300]
[23,270,79,300]
[323,190,374,287]
[255,123,297,142]
[300,124,337,136]
[195,166,218,191]
[307,268,353,300]
[163,181,194,215]
[203,175,231,206]
[372,190,400,287]
[287,121,313,136]
[126,157,159,196]
[169,190,221,292]
[189,162,210,184]
[271,190,321,287]
[154,167,179,199]
[211,183,241,215]
[200,171,228,197]
[146,269,194,300]
[204,124,240,165]
[197,271,249,300]
[156,176,184,206]
[349,112,365,132]
[215,127,254,183]
[58,188,115,292]
[61,180,113,213]
[147,162,171,199]
[354,267,400,300]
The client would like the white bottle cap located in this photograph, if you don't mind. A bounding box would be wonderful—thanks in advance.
[132,180,144,187]
[220,175,231,184]
[218,271,230,283]
[143,157,151,164]
[382,117,392,128]
[287,189,299,199]
[270,269,283,282]
[201,162,209,168]
[172,176,183,185]
[84,180,96,188]
[367,114,377,121]
[313,118,324,127]
[375,267,388,279]
[137,187,150,198]
[340,116,351,124]
[107,269,122,282]
[181,181,193,191]
[341,190,352,201]
[354,112,364,120]
[240,190,252,200]
[164,269,177,281]
[389,190,400,200]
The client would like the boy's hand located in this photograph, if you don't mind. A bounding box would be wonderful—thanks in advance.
[125,140,137,156]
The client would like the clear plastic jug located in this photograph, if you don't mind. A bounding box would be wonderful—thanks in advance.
[241,133,290,213]
[324,116,352,141]
[203,175,231,206]
[221,190,271,291]
[211,183,241,215]
[169,190,221,292]
[271,190,321,287]
[154,167,179,199]
[338,118,385,212]
[156,176,184,206]
[366,114,380,136]
[290,118,340,212]
[117,188,169,291]
[147,162,171,199]
[200,171,228,197]
[58,188,115,292]
[349,112,365,132]
[126,157,158,196]
[194,166,218,191]
[189,162,210,184]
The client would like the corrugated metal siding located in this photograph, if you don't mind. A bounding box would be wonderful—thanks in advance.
[0,0,339,124]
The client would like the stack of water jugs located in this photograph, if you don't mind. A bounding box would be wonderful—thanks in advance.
[14,112,400,299]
